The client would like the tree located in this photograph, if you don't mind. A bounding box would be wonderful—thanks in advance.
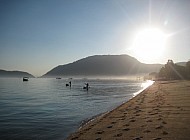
[158,60,186,80]
[186,61,190,79]
[165,60,176,80]
[158,67,166,79]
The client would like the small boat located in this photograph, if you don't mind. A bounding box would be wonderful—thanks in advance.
[83,86,87,89]
[56,77,61,79]
[23,77,29,81]
[83,83,89,91]
[66,81,72,87]
[66,83,69,87]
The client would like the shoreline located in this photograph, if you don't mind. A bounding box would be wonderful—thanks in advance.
[66,80,190,140]
[78,81,154,131]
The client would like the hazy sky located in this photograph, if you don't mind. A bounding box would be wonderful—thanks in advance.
[0,0,190,76]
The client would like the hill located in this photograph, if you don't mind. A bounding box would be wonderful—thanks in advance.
[42,55,163,77]
[176,62,187,67]
[0,69,35,78]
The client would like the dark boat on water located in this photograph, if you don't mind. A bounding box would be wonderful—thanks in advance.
[83,83,89,91]
[23,77,29,81]
[56,77,61,79]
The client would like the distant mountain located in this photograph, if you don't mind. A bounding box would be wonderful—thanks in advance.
[176,62,187,67]
[42,55,163,77]
[0,69,35,78]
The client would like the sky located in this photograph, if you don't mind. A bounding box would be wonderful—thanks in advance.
[0,0,190,76]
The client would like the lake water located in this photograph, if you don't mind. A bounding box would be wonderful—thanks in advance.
[0,78,152,140]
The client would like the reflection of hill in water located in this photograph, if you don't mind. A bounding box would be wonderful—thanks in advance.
[43,55,163,77]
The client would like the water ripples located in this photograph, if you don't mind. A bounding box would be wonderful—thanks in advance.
[0,78,148,139]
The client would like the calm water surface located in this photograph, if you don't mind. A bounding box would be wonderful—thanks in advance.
[0,78,152,139]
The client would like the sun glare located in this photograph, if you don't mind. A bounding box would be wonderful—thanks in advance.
[132,27,167,63]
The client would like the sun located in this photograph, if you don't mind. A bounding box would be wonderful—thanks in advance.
[132,27,167,63]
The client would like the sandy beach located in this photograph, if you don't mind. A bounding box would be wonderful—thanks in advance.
[67,81,190,140]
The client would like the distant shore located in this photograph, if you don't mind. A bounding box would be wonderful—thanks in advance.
[67,80,190,140]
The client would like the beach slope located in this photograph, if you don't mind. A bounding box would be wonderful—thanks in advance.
[67,81,190,140]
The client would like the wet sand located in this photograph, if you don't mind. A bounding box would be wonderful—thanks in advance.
[67,81,190,140]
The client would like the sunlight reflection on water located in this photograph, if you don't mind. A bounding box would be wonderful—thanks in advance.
[133,80,154,97]
[141,80,154,89]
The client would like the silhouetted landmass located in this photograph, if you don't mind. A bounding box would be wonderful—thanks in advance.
[158,60,190,80]
[0,69,35,78]
[146,61,189,80]
[176,62,187,67]
[42,55,163,77]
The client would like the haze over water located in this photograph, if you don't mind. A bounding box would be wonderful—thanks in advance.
[0,78,152,139]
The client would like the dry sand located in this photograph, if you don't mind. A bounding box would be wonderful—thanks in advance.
[67,81,190,140]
